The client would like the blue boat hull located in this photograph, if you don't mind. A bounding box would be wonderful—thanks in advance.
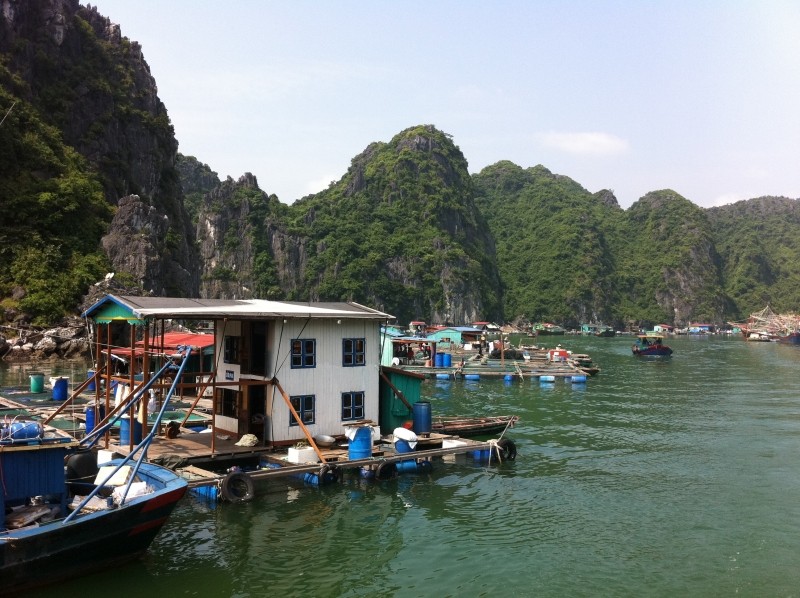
[0,461,187,594]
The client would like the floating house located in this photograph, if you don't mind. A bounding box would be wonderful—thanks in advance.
[424,326,483,348]
[471,321,501,335]
[82,295,393,446]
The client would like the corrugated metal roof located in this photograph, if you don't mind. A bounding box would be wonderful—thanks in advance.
[83,294,393,321]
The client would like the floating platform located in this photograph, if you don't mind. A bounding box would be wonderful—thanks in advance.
[176,431,518,502]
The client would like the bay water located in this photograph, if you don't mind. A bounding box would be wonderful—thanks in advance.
[14,335,800,597]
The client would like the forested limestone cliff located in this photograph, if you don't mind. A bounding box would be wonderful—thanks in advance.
[2,1,800,336]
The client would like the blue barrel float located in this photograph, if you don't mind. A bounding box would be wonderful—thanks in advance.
[29,372,44,393]
[119,416,143,444]
[412,400,432,435]
[435,373,451,380]
[348,426,373,460]
[570,375,587,384]
[52,377,68,401]
[85,404,105,433]
[464,374,480,381]
[442,353,452,367]
[396,459,433,474]
[434,353,443,368]
[539,375,556,383]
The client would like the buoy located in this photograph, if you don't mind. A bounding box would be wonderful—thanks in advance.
[220,471,255,502]
[464,374,480,381]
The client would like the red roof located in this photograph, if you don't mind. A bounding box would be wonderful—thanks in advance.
[143,332,214,350]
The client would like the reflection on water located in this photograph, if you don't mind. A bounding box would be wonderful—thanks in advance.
[17,337,800,597]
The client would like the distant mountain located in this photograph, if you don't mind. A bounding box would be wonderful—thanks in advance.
[708,197,800,317]
[195,126,503,325]
[1,0,799,331]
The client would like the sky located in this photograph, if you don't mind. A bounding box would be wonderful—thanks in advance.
[93,1,800,209]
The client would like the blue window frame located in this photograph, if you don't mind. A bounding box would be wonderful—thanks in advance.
[341,391,365,421]
[289,394,315,426]
[342,338,365,367]
[291,339,316,368]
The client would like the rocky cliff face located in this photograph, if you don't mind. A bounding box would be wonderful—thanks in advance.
[195,174,260,299]
[102,194,196,295]
[1,0,199,298]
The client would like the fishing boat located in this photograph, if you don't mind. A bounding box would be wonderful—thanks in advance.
[595,325,616,337]
[0,447,187,593]
[432,415,518,437]
[533,322,566,336]
[0,347,195,593]
[632,334,673,356]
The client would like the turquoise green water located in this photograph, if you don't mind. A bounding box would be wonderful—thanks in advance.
[17,336,800,597]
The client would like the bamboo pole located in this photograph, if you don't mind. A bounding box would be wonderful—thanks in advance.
[271,377,326,463]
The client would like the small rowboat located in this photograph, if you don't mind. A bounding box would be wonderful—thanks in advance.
[432,415,518,437]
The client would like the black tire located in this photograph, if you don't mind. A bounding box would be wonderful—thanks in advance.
[375,461,397,480]
[318,464,341,484]
[220,471,255,502]
[497,438,517,461]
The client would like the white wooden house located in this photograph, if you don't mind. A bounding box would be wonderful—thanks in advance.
[83,295,392,445]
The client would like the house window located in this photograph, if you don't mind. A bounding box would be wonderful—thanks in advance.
[224,336,239,364]
[341,391,365,421]
[291,339,316,368]
[342,338,365,367]
[289,394,315,426]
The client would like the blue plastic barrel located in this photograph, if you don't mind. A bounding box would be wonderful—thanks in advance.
[396,459,433,474]
[29,373,44,393]
[504,374,514,381]
[539,375,556,383]
[395,439,414,453]
[52,377,68,401]
[443,353,452,367]
[10,422,42,440]
[85,404,105,433]
[434,353,443,367]
[571,375,587,383]
[412,401,432,435]
[86,370,96,392]
[464,374,480,381]
[348,426,373,460]
[119,417,142,444]
[436,373,451,380]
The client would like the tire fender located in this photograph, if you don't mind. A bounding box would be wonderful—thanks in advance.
[220,471,255,502]
[497,438,517,461]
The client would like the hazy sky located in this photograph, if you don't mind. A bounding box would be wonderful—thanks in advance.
[93,1,800,208]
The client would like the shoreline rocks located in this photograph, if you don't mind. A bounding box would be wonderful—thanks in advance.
[0,324,92,363]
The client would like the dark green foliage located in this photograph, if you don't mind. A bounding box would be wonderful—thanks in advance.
[708,197,800,318]
[0,84,112,324]
[473,161,619,326]
[285,125,502,324]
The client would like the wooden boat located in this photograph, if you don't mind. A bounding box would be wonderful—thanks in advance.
[0,428,187,593]
[595,326,616,337]
[0,347,195,593]
[432,415,518,437]
[632,334,673,356]
[533,322,566,336]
